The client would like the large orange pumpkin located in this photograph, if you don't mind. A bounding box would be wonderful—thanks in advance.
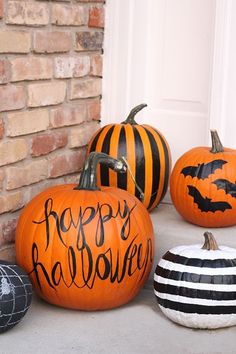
[15,152,154,310]
[87,104,171,211]
[170,130,236,227]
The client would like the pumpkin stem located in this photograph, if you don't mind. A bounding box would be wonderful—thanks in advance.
[202,232,219,251]
[120,156,144,201]
[74,152,126,191]
[121,103,147,125]
[210,130,224,153]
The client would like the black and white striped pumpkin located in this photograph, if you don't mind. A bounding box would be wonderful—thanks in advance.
[154,232,236,329]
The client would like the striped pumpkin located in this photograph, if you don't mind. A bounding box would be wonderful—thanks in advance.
[87,104,171,211]
[154,232,236,329]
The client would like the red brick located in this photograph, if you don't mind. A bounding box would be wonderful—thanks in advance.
[0,30,31,53]
[50,104,86,127]
[7,109,49,137]
[70,78,102,99]
[90,54,103,76]
[52,3,87,26]
[54,56,90,78]
[74,55,90,77]
[0,139,27,167]
[0,191,23,214]
[0,169,4,189]
[34,31,72,53]
[75,31,103,51]
[6,159,48,190]
[1,218,17,245]
[28,82,66,107]
[70,122,99,148]
[49,149,86,178]
[0,85,26,112]
[0,59,11,84]
[87,99,101,121]
[0,0,3,19]
[89,6,104,28]
[0,117,4,138]
[31,131,68,157]
[0,244,16,262]
[6,1,49,26]
[11,57,53,82]
[76,0,104,2]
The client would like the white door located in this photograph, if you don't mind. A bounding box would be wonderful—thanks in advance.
[102,0,236,179]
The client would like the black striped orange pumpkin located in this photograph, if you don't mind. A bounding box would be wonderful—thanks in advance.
[87,104,171,211]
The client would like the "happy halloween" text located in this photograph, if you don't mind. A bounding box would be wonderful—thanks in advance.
[30,198,153,290]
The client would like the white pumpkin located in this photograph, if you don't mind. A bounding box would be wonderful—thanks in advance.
[154,232,236,329]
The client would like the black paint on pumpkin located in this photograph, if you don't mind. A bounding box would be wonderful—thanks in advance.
[133,127,145,200]
[162,251,236,268]
[144,127,160,209]
[154,281,236,301]
[181,159,227,179]
[156,296,236,315]
[187,185,232,212]
[213,179,236,198]
[117,126,127,190]
[100,125,115,186]
[155,265,236,284]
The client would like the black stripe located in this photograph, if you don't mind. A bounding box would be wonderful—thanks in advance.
[133,127,145,200]
[163,251,236,268]
[144,127,160,210]
[89,127,104,152]
[155,265,236,284]
[117,126,127,190]
[154,280,236,301]
[100,126,115,186]
[156,296,236,314]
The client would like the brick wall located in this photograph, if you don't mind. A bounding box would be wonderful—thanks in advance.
[0,0,104,261]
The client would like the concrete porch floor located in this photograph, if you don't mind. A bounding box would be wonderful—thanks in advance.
[1,204,236,354]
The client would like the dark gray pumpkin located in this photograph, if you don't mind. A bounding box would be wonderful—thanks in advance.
[0,261,32,333]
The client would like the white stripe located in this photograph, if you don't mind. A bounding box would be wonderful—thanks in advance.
[154,289,236,306]
[159,258,236,275]
[169,245,236,259]
[154,274,236,292]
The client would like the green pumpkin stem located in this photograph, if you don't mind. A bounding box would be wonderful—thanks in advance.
[121,103,147,125]
[202,232,219,251]
[210,130,224,153]
[74,152,126,191]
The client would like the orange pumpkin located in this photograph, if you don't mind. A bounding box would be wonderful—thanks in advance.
[170,130,236,227]
[15,152,154,310]
[87,104,171,211]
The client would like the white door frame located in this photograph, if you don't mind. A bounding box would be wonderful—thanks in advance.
[209,0,233,144]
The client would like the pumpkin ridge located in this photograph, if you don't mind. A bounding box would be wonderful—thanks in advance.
[108,124,122,188]
[132,126,146,201]
[142,125,161,210]
[134,125,154,208]
[100,125,116,186]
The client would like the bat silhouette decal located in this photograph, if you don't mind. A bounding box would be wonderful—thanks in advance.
[181,159,227,180]
[213,179,236,198]
[187,185,232,213]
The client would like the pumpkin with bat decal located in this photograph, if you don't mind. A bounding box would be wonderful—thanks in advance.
[170,130,236,227]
